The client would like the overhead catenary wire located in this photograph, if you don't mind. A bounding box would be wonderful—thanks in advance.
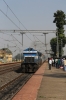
[34,35,45,45]
[0,36,15,48]
[3,0,27,30]
[3,0,44,44]
[0,9,33,42]
[3,0,35,34]
[0,1,37,55]
[2,0,34,42]
[0,10,21,29]
[11,34,23,45]
[0,1,46,51]
[0,30,28,49]
[0,31,22,51]
[0,8,43,46]
[3,0,37,42]
[0,36,18,49]
[0,31,18,44]
[0,31,24,45]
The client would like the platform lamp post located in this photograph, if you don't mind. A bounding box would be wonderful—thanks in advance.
[43,33,48,53]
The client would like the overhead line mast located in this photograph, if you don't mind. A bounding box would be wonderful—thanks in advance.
[0,30,56,33]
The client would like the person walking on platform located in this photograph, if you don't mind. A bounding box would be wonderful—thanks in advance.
[48,58,52,70]
[52,58,54,66]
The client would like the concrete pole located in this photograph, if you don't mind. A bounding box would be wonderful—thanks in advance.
[43,33,47,46]
[61,39,62,56]
[43,33,48,58]
[57,32,59,57]
[20,32,25,46]
[20,32,25,61]
[22,33,23,46]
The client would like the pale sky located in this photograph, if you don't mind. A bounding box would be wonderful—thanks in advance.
[0,0,66,56]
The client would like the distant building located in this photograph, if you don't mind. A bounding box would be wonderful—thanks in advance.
[0,48,12,63]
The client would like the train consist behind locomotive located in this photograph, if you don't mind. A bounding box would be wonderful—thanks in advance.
[21,48,46,72]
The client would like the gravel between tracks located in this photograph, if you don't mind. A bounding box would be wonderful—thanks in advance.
[0,71,22,87]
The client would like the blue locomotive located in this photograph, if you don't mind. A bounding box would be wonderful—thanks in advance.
[21,47,45,72]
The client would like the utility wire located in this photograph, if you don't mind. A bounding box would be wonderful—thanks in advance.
[0,31,17,44]
[3,0,42,43]
[3,0,34,42]
[0,32,22,51]
[11,34,22,45]
[0,9,33,42]
[34,35,45,45]
[3,0,34,35]
[0,30,27,48]
[3,0,27,30]
[0,36,13,43]
[1,1,45,48]
[0,34,23,52]
[0,9,20,29]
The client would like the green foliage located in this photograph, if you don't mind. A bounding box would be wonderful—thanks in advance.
[14,53,23,61]
[53,10,66,28]
[50,38,57,56]
[50,10,66,57]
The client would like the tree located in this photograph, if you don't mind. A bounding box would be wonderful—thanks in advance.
[50,10,66,57]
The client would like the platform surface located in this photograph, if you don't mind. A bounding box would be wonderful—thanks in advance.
[12,62,66,100]
[36,64,66,100]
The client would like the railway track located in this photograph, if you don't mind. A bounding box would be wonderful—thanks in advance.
[0,61,46,100]
[0,62,21,66]
[0,73,33,100]
[0,62,21,75]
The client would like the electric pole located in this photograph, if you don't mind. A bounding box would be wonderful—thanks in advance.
[61,39,62,56]
[56,32,59,57]
[20,32,25,46]
[43,33,48,58]
[20,32,25,61]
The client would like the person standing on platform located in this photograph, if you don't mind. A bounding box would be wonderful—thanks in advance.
[48,58,52,70]
[63,58,66,71]
[57,58,60,68]
[52,58,54,66]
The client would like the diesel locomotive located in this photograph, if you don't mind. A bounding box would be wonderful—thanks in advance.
[21,47,46,72]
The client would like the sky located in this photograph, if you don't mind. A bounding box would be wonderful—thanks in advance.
[0,0,66,56]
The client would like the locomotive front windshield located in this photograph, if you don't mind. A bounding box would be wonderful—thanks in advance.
[23,53,37,56]
[23,53,38,63]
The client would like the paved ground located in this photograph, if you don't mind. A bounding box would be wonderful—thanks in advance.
[36,63,66,100]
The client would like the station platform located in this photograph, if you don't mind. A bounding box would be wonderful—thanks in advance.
[12,62,66,100]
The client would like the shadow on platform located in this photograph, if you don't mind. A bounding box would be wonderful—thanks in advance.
[44,73,66,78]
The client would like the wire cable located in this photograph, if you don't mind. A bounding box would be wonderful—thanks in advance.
[1,1,45,48]
[3,0,27,30]
[0,9,33,42]
[3,0,42,43]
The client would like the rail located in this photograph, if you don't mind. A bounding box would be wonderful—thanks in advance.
[0,62,21,75]
[0,73,33,100]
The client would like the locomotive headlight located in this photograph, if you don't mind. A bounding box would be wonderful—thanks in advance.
[35,56,38,59]
[24,57,25,59]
